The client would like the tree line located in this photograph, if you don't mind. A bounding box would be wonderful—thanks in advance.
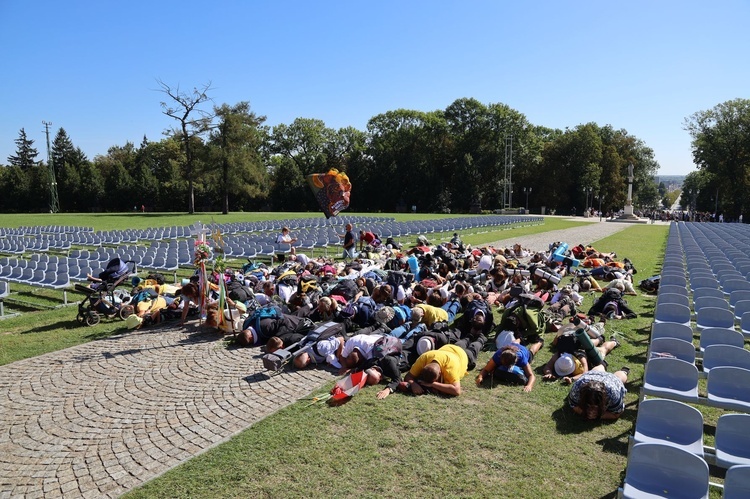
[8,89,744,217]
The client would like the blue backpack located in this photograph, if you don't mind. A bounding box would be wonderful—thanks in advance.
[391,304,412,327]
[243,304,281,334]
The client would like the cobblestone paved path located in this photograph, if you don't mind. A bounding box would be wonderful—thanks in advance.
[0,218,643,498]
[0,326,336,498]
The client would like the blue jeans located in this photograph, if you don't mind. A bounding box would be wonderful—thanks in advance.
[390,322,426,342]
[442,299,461,323]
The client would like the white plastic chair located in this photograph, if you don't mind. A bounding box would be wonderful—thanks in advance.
[693,296,730,313]
[621,443,709,499]
[698,327,745,352]
[702,344,750,376]
[706,366,750,412]
[656,293,690,309]
[654,303,692,326]
[715,414,750,468]
[651,322,694,343]
[632,399,704,456]
[695,306,735,330]
[641,357,700,404]
[649,337,696,364]
[724,464,750,499]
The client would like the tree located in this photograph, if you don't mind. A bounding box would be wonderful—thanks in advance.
[684,98,750,219]
[158,80,214,214]
[7,128,39,169]
[208,102,267,214]
[268,118,336,211]
[51,128,76,179]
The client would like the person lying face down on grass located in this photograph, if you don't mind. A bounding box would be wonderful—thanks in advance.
[567,364,629,421]
[390,334,486,399]
[474,340,544,393]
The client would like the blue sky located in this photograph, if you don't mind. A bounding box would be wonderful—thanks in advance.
[1,1,747,175]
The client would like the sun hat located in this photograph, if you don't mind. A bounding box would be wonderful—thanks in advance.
[416,336,435,355]
[375,306,395,324]
[125,314,143,329]
[554,353,576,376]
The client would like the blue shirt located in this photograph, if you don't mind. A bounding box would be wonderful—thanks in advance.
[492,344,531,368]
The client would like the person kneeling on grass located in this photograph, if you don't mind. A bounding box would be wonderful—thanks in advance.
[567,365,629,421]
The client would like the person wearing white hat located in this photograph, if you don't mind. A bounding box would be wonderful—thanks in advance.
[541,332,621,384]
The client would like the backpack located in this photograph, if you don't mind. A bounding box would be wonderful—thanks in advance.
[392,304,412,327]
[371,335,402,360]
[227,280,254,303]
[130,289,158,307]
[329,279,359,302]
[298,274,319,294]
[639,275,660,293]
[242,304,281,335]
[387,270,414,291]
[352,296,377,327]
[500,294,547,341]
[383,258,400,271]
[362,270,383,283]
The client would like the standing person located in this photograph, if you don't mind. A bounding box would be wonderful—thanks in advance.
[340,223,356,260]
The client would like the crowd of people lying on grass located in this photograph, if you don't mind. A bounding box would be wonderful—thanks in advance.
[92,233,641,421]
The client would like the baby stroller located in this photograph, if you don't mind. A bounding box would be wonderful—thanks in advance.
[75,257,137,326]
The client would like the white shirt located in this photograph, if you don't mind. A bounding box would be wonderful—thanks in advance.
[340,334,381,360]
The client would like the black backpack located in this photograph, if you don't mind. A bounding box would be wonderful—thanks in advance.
[639,275,660,293]
[387,270,414,290]
[329,279,359,302]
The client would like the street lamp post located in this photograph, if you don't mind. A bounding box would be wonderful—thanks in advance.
[523,187,531,212]
[597,192,604,221]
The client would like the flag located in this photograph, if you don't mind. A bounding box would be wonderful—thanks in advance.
[307,168,351,218]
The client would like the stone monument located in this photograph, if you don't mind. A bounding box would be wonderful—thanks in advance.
[610,163,647,223]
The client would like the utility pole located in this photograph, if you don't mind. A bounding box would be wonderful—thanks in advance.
[42,121,60,213]
[504,135,513,209]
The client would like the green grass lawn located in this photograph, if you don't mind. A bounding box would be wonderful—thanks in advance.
[1,215,699,498]
[118,224,671,499]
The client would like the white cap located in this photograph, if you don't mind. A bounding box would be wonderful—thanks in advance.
[416,336,435,355]
[315,337,339,358]
[326,354,341,369]
[554,353,576,376]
